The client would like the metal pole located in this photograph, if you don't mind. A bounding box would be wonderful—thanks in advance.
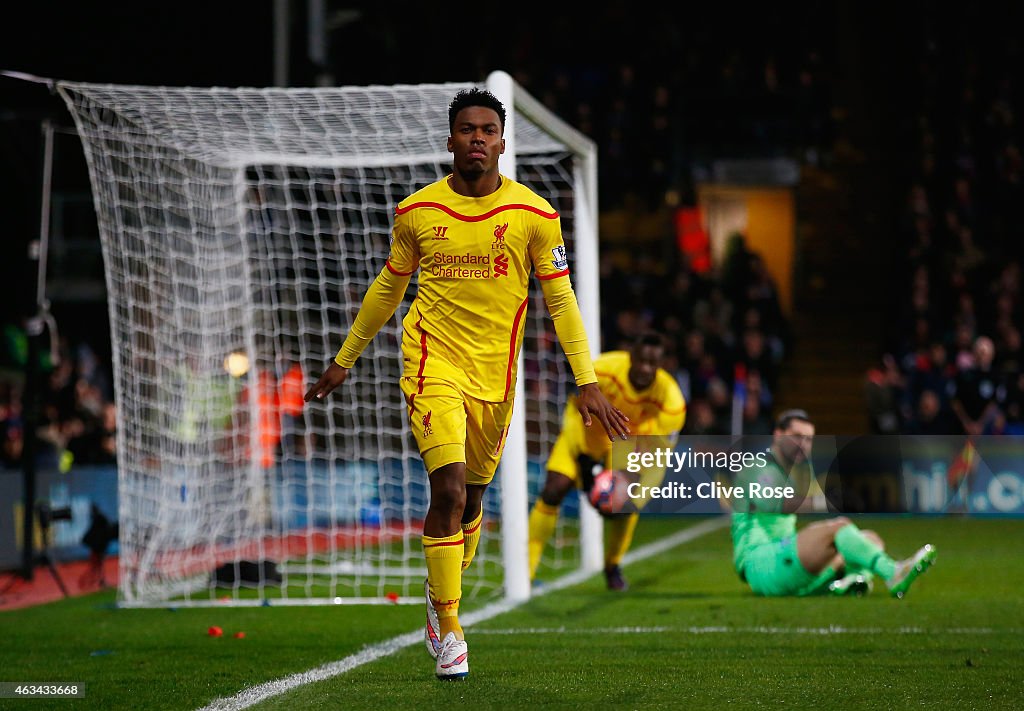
[20,120,56,581]
[274,0,290,87]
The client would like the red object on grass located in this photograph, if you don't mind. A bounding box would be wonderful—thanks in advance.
[208,626,223,637]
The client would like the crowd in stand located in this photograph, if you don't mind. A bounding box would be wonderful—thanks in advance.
[497,14,834,438]
[39,11,1007,471]
[596,233,793,437]
[3,222,795,473]
[511,21,834,211]
[16,12,1024,473]
[19,27,1019,463]
[3,12,849,466]
[870,25,1022,437]
[0,330,117,470]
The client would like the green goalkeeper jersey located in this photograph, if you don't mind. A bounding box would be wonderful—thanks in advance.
[730,453,806,576]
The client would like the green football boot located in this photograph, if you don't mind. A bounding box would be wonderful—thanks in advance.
[888,544,937,599]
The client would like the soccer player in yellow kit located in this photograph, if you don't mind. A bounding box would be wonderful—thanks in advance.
[304,88,629,680]
[528,332,686,591]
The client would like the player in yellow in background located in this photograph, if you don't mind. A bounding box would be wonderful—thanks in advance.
[528,331,686,591]
[304,88,629,681]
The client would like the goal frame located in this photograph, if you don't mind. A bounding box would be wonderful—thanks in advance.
[56,69,602,607]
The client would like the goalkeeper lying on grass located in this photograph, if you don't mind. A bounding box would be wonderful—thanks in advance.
[730,409,936,598]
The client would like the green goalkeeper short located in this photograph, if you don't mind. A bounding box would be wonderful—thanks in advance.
[741,535,836,597]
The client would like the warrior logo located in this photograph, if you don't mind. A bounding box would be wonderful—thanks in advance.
[432,226,449,240]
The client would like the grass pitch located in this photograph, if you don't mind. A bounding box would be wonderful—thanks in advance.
[2,515,1021,710]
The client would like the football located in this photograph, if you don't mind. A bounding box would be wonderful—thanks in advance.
[588,469,630,517]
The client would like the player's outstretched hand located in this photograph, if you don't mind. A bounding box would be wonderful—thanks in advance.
[304,361,350,402]
[576,382,630,441]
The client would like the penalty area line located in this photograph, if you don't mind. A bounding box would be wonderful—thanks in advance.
[195,515,728,711]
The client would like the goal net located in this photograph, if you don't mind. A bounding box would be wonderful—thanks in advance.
[57,71,602,607]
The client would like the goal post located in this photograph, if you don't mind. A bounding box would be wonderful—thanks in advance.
[57,70,602,607]
[488,72,605,598]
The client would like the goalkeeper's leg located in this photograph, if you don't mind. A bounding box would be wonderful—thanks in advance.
[797,517,898,581]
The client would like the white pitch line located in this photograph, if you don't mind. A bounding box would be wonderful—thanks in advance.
[470,625,1010,636]
[195,515,729,711]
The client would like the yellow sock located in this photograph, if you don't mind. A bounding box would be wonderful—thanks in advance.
[605,512,639,567]
[461,509,484,572]
[423,531,464,640]
[528,499,560,580]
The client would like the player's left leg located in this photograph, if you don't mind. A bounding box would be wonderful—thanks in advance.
[849,530,937,599]
[604,512,638,591]
[601,444,669,591]
[829,519,900,582]
[462,484,487,572]
[798,516,899,578]
[462,395,515,574]
[425,395,514,680]
[887,543,937,598]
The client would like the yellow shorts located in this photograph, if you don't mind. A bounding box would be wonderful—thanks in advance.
[400,376,514,486]
[545,403,610,485]
[546,403,673,513]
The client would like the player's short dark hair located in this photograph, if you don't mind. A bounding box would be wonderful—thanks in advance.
[448,88,506,133]
[774,408,812,431]
[631,330,667,352]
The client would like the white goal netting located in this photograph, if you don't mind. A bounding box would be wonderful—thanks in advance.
[57,73,600,607]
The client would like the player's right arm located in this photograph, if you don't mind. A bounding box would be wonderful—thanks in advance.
[304,215,419,402]
[304,361,351,402]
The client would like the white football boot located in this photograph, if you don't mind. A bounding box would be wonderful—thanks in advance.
[828,572,873,596]
[424,578,441,659]
[435,632,469,680]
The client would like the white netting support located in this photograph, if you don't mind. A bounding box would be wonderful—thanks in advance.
[57,73,599,607]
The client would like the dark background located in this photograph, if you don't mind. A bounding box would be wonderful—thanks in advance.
[2,1,1022,437]
[0,2,862,336]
